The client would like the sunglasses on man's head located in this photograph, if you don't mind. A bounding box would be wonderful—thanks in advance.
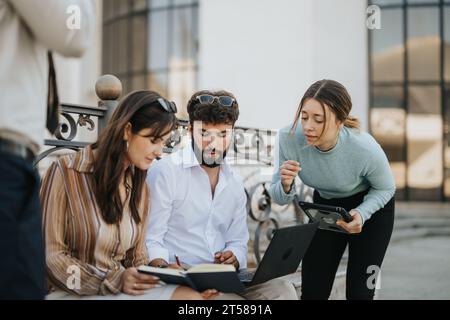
[195,94,236,107]
[157,98,177,113]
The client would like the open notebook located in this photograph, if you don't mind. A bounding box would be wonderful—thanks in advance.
[138,264,245,293]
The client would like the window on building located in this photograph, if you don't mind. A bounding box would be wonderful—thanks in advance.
[102,0,199,119]
[444,5,450,199]
[369,0,449,201]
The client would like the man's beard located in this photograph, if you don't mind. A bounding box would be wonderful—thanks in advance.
[191,136,228,168]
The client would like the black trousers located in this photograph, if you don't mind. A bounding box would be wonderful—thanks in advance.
[0,151,45,299]
[301,189,395,300]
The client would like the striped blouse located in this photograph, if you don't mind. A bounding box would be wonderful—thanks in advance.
[40,146,150,296]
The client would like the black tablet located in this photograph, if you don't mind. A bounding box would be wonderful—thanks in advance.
[298,201,353,234]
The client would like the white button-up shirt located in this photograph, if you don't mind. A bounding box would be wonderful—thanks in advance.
[146,145,249,269]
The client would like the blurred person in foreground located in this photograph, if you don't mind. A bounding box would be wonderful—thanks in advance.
[0,0,95,299]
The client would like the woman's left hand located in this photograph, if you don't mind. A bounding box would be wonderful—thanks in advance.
[336,210,363,234]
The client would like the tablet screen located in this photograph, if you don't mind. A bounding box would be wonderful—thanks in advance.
[306,209,338,224]
[301,208,349,234]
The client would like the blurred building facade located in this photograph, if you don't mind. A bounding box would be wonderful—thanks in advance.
[54,0,449,202]
[101,0,369,129]
[369,0,450,201]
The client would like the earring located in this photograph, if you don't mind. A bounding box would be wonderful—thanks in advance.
[125,141,129,151]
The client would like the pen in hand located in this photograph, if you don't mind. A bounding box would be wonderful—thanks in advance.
[175,254,182,268]
[174,254,190,271]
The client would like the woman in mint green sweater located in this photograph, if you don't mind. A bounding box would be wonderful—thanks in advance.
[269,80,395,300]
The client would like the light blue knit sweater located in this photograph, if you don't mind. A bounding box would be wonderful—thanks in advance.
[269,124,396,224]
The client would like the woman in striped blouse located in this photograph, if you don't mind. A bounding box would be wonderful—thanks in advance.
[41,91,216,300]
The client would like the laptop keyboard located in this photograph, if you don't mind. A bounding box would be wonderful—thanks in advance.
[238,270,255,282]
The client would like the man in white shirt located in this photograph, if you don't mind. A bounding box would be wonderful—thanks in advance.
[0,0,94,299]
[146,90,298,299]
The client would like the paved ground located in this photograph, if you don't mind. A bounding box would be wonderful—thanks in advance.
[375,202,450,299]
[377,236,450,300]
[288,202,450,300]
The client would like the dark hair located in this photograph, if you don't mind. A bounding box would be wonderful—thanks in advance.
[92,90,177,225]
[291,79,360,136]
[186,90,239,126]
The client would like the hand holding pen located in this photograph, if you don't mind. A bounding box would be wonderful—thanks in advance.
[171,254,190,271]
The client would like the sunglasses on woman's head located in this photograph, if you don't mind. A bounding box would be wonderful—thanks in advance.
[195,94,236,107]
[157,98,177,113]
